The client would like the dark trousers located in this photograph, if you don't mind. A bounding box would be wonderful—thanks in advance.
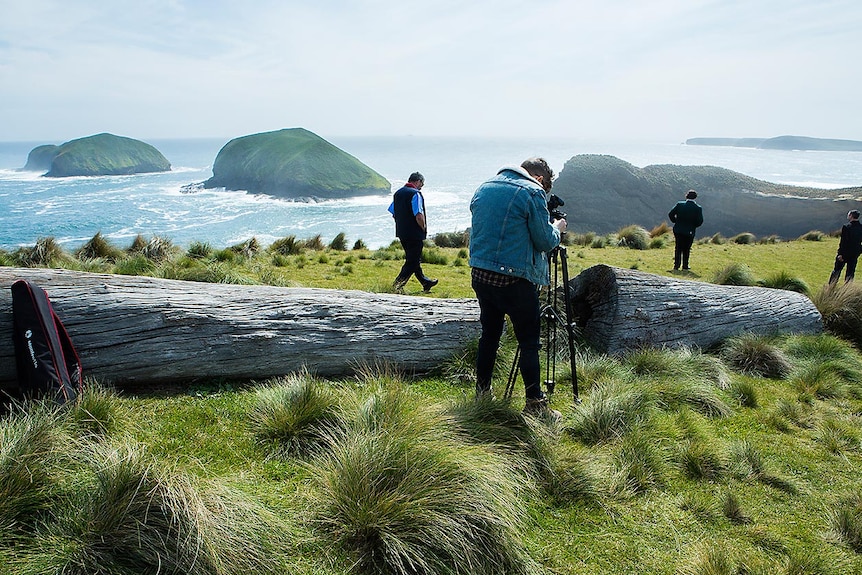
[830,254,859,284]
[395,238,427,285]
[673,232,695,269]
[472,278,542,399]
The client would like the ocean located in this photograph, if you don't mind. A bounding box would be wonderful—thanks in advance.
[2,136,862,251]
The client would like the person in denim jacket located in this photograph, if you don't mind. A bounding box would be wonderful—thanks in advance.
[469,158,567,418]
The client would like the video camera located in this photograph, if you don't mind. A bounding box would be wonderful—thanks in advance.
[547,194,566,222]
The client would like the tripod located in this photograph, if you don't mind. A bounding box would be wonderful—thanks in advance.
[504,245,580,404]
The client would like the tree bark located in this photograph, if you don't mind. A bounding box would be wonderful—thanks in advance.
[567,265,823,355]
[0,268,480,387]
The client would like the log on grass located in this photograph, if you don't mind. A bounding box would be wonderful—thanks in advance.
[0,268,480,386]
[567,265,822,355]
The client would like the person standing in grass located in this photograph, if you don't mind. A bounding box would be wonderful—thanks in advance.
[469,157,566,419]
[388,172,438,292]
[668,189,704,271]
[829,209,862,284]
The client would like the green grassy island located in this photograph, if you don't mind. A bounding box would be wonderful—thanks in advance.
[23,133,171,177]
[203,128,391,199]
[5,230,862,574]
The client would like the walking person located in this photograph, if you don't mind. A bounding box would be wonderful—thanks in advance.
[389,172,438,292]
[668,189,704,271]
[829,209,862,284]
[469,157,566,419]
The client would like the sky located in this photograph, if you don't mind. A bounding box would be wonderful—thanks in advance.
[1,0,860,143]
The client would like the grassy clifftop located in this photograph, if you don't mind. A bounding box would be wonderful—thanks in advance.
[204,128,391,199]
[554,154,862,238]
[34,133,171,177]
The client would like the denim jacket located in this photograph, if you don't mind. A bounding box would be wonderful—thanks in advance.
[469,166,561,286]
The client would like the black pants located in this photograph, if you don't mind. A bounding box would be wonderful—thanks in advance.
[395,238,427,285]
[673,232,695,269]
[472,278,543,399]
[830,254,859,284]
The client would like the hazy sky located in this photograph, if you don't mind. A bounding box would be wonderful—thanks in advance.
[1,0,859,143]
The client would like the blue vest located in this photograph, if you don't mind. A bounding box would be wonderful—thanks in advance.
[393,186,426,240]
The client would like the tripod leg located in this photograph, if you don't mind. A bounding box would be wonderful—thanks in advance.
[558,247,580,403]
[504,346,520,400]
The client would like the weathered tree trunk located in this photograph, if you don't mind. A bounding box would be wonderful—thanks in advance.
[0,268,480,387]
[567,265,823,355]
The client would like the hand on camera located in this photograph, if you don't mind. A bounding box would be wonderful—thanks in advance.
[553,218,567,233]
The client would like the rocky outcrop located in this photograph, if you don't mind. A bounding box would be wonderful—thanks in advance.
[552,154,862,238]
[686,135,862,152]
[23,133,171,177]
[202,128,391,199]
[22,144,60,172]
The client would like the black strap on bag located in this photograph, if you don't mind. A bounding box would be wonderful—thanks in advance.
[10,279,83,404]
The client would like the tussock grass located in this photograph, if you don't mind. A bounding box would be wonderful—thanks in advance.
[432,230,470,248]
[830,492,862,553]
[757,270,810,294]
[76,232,124,261]
[574,351,632,390]
[622,347,729,388]
[13,236,70,267]
[329,232,348,250]
[799,230,826,241]
[649,222,670,238]
[566,381,652,444]
[186,240,213,259]
[250,371,341,458]
[230,236,261,258]
[0,404,63,542]
[270,235,302,255]
[720,333,793,379]
[790,360,850,400]
[730,232,757,245]
[679,437,727,481]
[610,431,668,494]
[644,377,733,418]
[68,382,122,438]
[720,491,750,524]
[677,542,735,575]
[815,417,861,455]
[812,282,862,349]
[728,378,759,408]
[113,254,156,276]
[616,225,651,250]
[24,441,290,575]
[712,262,757,285]
[305,382,534,575]
[728,440,798,494]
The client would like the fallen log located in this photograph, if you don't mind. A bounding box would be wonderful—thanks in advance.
[567,265,823,355]
[0,268,480,387]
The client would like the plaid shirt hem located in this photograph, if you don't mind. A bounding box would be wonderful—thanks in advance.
[471,267,521,287]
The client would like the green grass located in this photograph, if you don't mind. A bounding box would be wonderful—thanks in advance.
[6,234,862,574]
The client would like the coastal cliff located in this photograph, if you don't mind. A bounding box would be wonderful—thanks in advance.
[203,128,391,199]
[23,133,171,177]
[553,154,862,238]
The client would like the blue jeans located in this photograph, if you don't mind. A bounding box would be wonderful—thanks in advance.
[472,277,542,399]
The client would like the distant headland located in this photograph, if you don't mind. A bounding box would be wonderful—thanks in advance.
[685,135,862,152]
[22,133,171,176]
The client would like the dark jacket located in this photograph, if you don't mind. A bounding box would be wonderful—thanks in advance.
[392,185,427,241]
[668,200,704,237]
[838,220,862,258]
